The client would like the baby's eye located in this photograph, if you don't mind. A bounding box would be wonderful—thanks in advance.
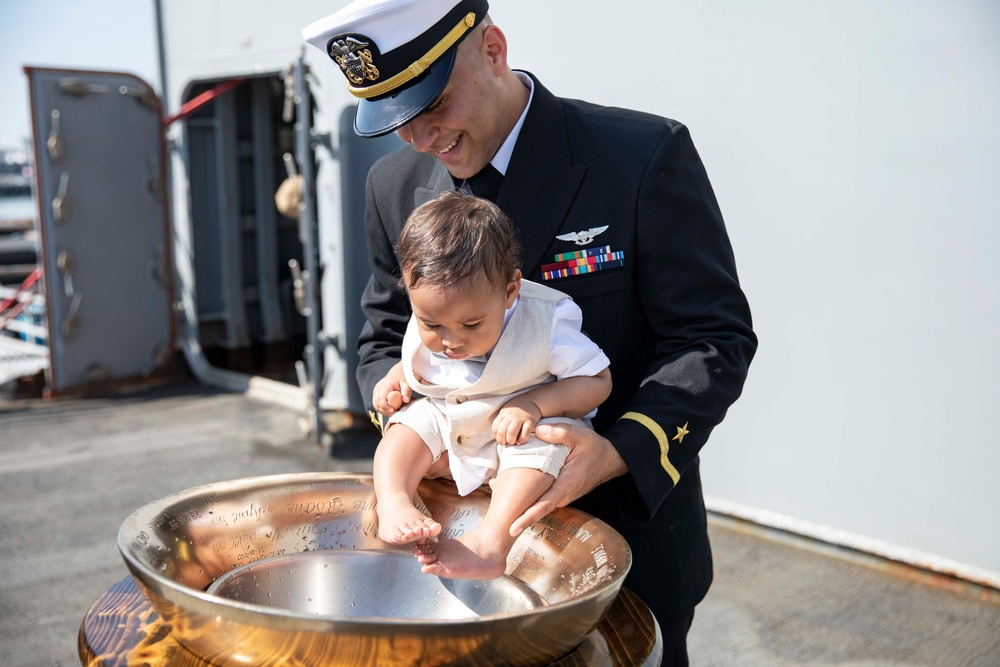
[463,322,482,330]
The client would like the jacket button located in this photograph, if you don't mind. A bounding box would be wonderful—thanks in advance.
[457,435,467,445]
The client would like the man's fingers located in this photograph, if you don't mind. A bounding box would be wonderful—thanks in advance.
[510,494,557,536]
[535,422,577,445]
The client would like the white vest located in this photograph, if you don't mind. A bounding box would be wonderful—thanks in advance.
[400,280,567,466]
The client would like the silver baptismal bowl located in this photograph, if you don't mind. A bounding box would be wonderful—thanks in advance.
[118,473,631,666]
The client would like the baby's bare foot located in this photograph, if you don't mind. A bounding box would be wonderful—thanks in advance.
[412,530,508,579]
[377,501,441,544]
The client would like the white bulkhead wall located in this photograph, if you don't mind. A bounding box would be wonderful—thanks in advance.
[494,1,1000,582]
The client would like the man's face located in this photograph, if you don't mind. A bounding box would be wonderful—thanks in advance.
[396,30,506,180]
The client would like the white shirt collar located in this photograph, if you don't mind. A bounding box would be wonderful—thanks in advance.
[489,72,534,176]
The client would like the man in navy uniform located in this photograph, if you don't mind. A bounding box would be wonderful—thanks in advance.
[304,1,756,662]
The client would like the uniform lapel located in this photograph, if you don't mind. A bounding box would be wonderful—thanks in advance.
[498,75,585,276]
[414,161,454,208]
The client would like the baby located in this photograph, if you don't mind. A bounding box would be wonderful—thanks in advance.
[372,190,612,580]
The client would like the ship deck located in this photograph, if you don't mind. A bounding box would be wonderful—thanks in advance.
[1,378,997,666]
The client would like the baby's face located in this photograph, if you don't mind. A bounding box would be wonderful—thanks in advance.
[407,272,519,361]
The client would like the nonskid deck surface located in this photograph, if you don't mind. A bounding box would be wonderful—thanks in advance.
[1,379,998,666]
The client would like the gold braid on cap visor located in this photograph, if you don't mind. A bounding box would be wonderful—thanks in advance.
[347,12,476,99]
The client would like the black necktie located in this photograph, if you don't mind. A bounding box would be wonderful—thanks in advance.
[463,163,503,202]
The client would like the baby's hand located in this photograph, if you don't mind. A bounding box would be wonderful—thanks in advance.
[492,396,542,445]
[373,362,411,416]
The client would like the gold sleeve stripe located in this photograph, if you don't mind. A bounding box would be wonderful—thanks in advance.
[347,13,477,99]
[620,411,681,485]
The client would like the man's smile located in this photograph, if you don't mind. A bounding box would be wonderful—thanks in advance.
[437,136,460,154]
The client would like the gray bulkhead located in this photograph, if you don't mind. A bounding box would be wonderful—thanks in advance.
[155,0,400,436]
[24,0,399,442]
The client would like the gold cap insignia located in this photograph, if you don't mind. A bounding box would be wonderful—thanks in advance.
[328,35,381,85]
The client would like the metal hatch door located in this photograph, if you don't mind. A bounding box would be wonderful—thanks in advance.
[25,67,174,396]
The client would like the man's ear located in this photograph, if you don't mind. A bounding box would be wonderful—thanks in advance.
[482,24,509,73]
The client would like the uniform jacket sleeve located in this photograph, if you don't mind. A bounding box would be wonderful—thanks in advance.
[356,155,411,408]
[356,147,448,407]
[597,122,757,519]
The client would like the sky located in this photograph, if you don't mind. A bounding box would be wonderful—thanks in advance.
[0,0,160,149]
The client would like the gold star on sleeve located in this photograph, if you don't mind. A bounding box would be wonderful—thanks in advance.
[672,422,690,444]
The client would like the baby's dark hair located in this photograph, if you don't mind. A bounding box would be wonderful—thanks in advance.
[396,191,521,291]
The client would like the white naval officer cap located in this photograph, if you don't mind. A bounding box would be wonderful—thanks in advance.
[303,0,489,138]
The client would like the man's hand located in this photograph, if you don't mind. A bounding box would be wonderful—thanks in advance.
[492,395,542,445]
[372,362,411,416]
[508,422,628,536]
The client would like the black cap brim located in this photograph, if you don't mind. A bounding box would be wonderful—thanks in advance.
[353,47,457,138]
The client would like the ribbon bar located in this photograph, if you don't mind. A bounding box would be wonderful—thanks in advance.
[541,250,624,274]
[542,253,625,281]
[552,246,612,263]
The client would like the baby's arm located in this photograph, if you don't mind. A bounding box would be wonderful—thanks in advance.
[372,361,412,416]
[492,368,612,445]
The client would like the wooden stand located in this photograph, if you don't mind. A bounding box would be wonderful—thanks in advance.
[79,577,661,666]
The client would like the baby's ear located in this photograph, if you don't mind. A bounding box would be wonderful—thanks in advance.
[505,270,522,307]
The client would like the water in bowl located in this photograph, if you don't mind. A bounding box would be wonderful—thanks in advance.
[207,550,547,620]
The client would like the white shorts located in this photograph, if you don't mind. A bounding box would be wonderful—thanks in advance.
[388,397,581,495]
